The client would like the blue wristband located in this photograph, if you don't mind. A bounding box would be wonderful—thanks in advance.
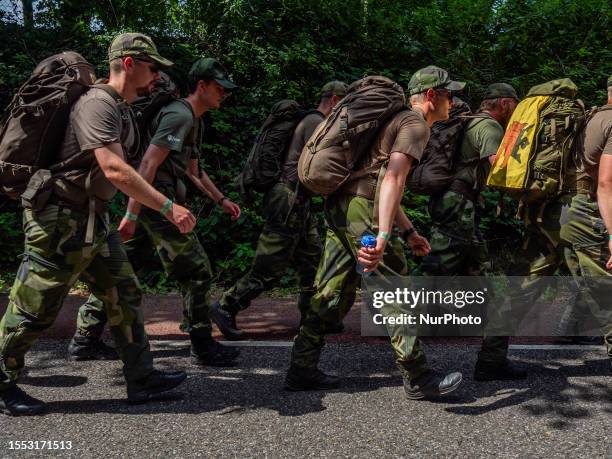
[124,211,138,222]
[377,231,390,242]
[160,198,173,216]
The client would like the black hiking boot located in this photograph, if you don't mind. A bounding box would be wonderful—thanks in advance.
[0,385,46,416]
[284,365,340,391]
[404,371,463,400]
[209,302,244,341]
[190,329,240,367]
[68,334,119,361]
[126,370,187,404]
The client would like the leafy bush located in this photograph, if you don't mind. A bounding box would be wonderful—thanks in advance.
[1,0,610,291]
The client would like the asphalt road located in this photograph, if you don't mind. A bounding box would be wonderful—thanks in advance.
[1,339,610,458]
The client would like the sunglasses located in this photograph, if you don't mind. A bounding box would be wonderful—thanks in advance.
[435,89,453,101]
[133,56,160,73]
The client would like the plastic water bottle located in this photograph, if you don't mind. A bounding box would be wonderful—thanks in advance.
[356,234,377,275]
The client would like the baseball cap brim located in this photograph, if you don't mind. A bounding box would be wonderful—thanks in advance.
[216,78,239,91]
[444,80,466,92]
[148,54,174,68]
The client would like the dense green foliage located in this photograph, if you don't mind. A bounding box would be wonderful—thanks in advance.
[1,0,610,290]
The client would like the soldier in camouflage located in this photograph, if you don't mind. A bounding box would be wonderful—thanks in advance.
[414,83,518,278]
[285,66,464,399]
[69,57,242,367]
[0,33,192,416]
[412,83,525,380]
[478,77,612,375]
[209,81,348,340]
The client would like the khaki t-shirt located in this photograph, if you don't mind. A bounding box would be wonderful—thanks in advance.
[53,87,136,207]
[148,99,196,195]
[570,105,612,189]
[342,108,429,197]
[454,115,504,191]
[281,111,324,185]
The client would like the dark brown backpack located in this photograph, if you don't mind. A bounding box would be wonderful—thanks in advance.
[0,51,96,199]
[298,76,406,195]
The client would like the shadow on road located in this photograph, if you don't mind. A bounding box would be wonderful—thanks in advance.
[445,356,611,430]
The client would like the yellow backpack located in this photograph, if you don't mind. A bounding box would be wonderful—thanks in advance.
[487,78,585,203]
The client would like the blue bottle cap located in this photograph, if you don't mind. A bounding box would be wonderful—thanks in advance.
[360,235,377,248]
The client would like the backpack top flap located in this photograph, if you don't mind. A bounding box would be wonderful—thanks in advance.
[298,76,406,196]
[527,78,578,99]
[308,76,406,166]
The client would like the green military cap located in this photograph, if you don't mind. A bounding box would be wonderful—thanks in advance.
[407,65,466,96]
[188,58,238,90]
[607,76,612,88]
[483,82,519,100]
[108,32,173,67]
[320,80,349,98]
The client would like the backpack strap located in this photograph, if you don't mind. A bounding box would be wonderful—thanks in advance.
[85,84,126,244]
[92,84,126,106]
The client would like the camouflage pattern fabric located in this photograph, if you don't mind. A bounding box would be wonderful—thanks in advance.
[413,191,490,276]
[290,193,431,382]
[219,182,322,317]
[479,192,612,362]
[75,207,214,338]
[0,205,154,391]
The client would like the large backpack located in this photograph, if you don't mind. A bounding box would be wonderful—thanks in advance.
[0,51,96,200]
[129,71,178,166]
[236,100,318,200]
[297,76,406,196]
[407,98,472,195]
[487,78,586,203]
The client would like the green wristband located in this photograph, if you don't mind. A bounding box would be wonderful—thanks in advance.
[609,234,612,241]
[124,211,138,222]
[160,198,173,216]
[378,231,390,242]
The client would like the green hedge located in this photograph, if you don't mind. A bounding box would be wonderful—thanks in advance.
[1,0,610,290]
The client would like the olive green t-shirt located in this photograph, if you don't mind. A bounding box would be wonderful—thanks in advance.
[570,105,612,189]
[148,99,196,197]
[342,109,429,197]
[53,87,136,208]
[454,114,504,191]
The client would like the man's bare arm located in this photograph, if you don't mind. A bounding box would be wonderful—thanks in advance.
[94,143,194,232]
[186,159,241,220]
[597,154,612,269]
[186,159,223,202]
[358,152,413,272]
[125,144,171,216]
[395,202,431,256]
[378,152,413,239]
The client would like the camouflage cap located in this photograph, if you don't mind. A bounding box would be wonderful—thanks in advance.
[108,32,173,67]
[320,80,349,98]
[407,65,465,95]
[483,82,519,100]
[188,58,238,90]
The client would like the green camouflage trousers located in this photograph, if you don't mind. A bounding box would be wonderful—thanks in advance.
[480,192,612,361]
[0,205,154,391]
[413,190,489,276]
[76,208,213,338]
[290,193,430,381]
[219,182,322,317]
